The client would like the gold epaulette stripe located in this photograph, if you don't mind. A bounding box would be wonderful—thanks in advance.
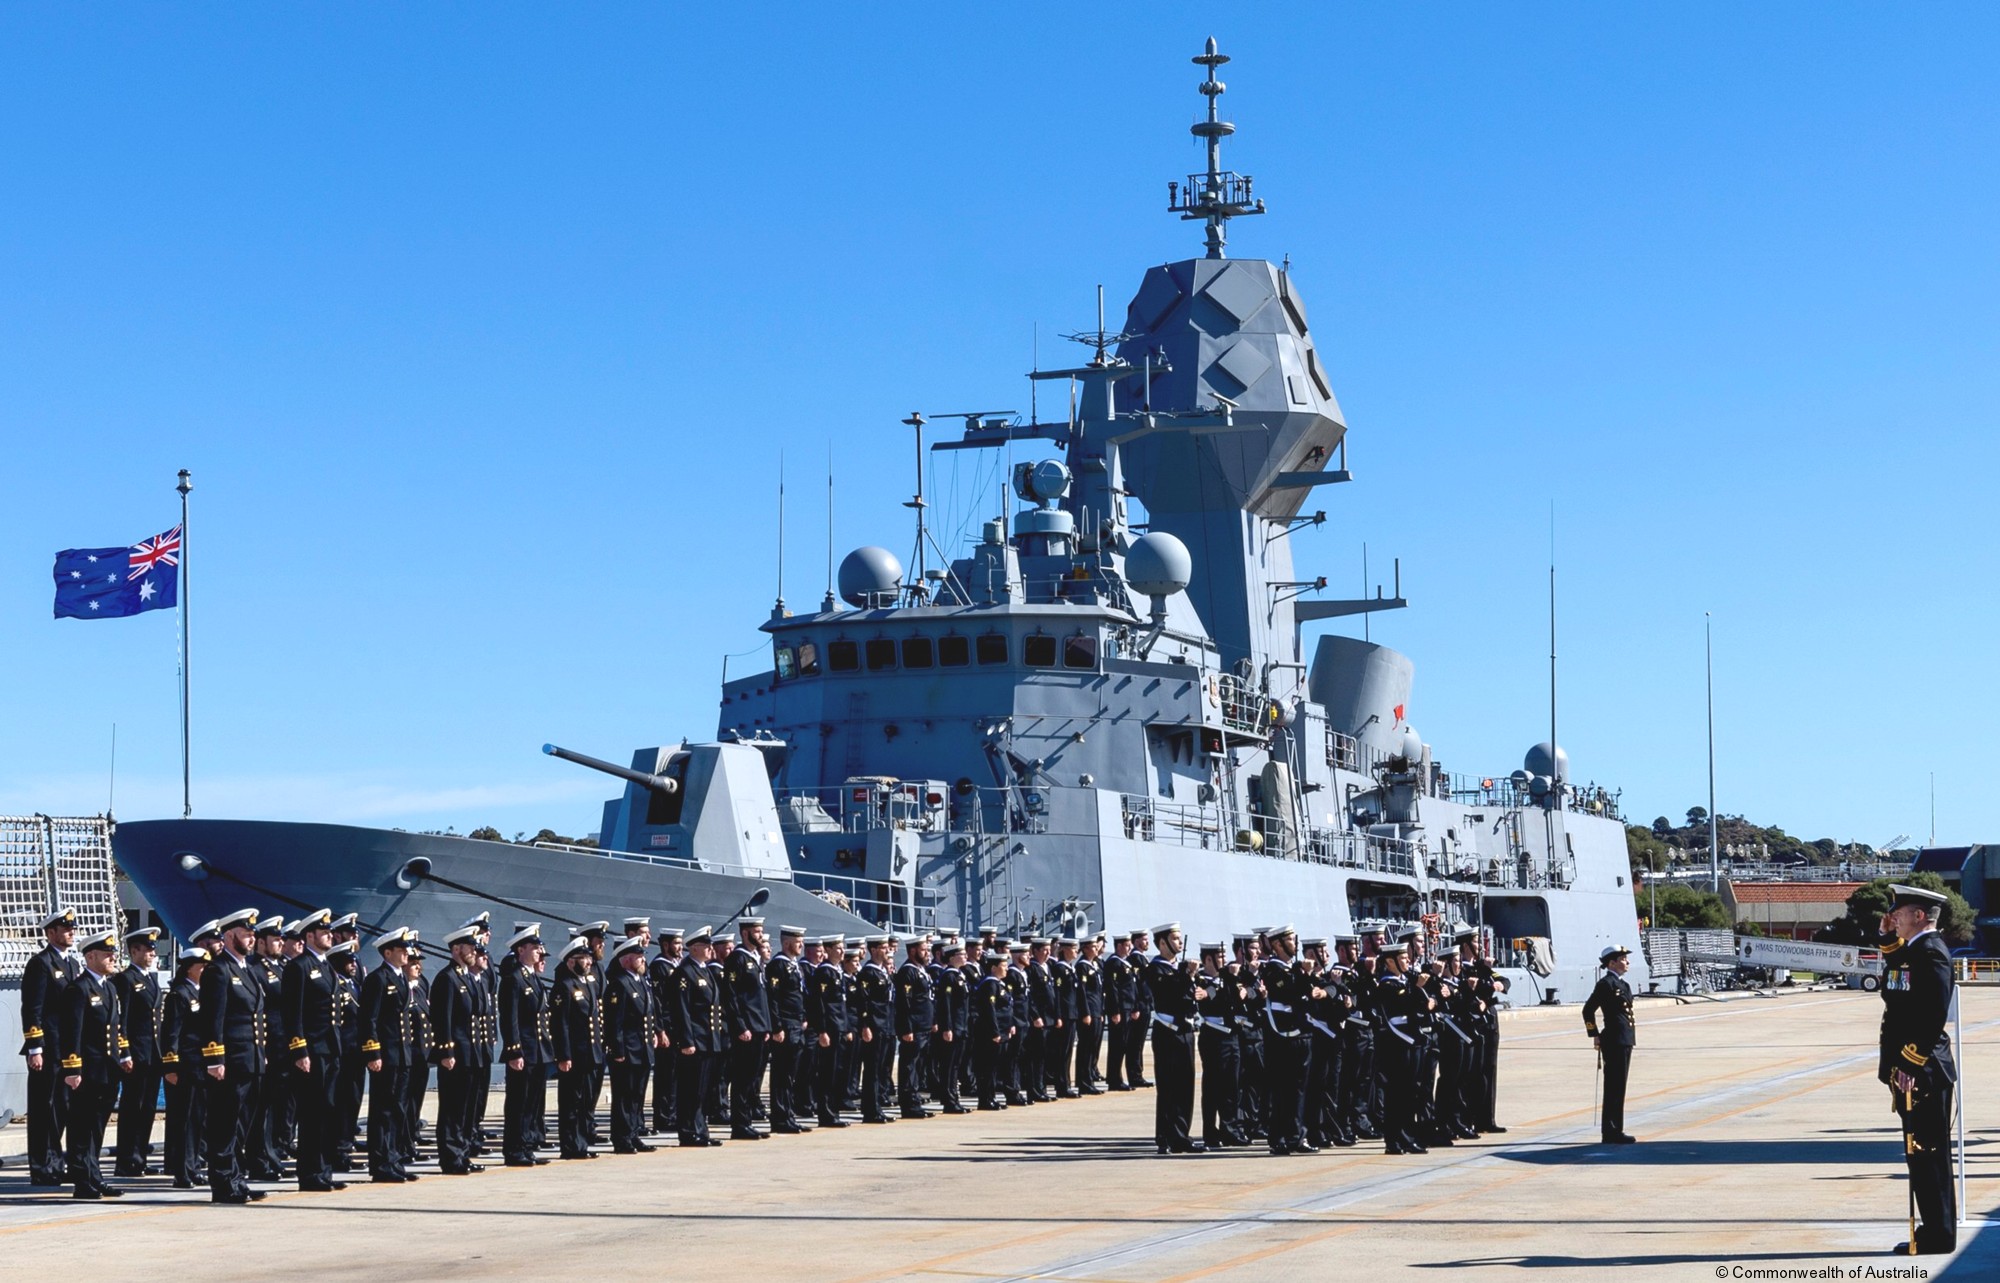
[1900,1044,1929,1067]
[117,1036,130,1048]
[288,1037,308,1051]
[360,1039,381,1052]
[61,1054,82,1068]
[200,1042,225,1057]
[25,1025,44,1039]
[161,1052,179,1063]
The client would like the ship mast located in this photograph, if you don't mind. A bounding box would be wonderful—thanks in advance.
[1168,37,1266,259]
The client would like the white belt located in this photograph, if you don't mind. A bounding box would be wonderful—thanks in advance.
[1151,1012,1180,1028]
[1267,1001,1293,1013]
[1306,1016,1338,1039]
[1201,1017,1230,1032]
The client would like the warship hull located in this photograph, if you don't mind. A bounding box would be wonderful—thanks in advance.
[113,818,875,945]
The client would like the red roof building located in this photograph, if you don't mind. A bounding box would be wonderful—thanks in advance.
[1721,880,1863,940]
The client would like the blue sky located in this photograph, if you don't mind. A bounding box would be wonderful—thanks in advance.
[3,5,1995,848]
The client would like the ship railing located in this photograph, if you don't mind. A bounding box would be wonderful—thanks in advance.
[1119,795,1224,849]
[792,870,941,935]
[1323,726,1396,777]
[773,785,949,836]
[1216,673,1267,736]
[1,814,119,973]
[532,839,796,882]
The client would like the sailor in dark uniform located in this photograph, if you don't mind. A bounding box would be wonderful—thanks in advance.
[667,924,727,1147]
[808,934,852,1127]
[931,939,971,1113]
[604,933,664,1153]
[1048,938,1079,1097]
[549,934,606,1159]
[1002,941,1033,1105]
[971,949,1013,1109]
[1374,941,1426,1154]
[1878,883,1959,1255]
[1196,940,1244,1149]
[648,927,685,1133]
[722,916,774,1139]
[428,923,494,1174]
[111,926,164,1176]
[1126,927,1157,1088]
[765,924,811,1133]
[894,934,937,1119]
[497,924,553,1166]
[400,939,433,1166]
[463,911,499,1151]
[326,938,364,1171]
[159,946,211,1187]
[281,908,346,1191]
[1101,932,1135,1090]
[199,907,271,1202]
[855,934,897,1122]
[1143,923,1204,1154]
[247,914,290,1180]
[1455,926,1505,1133]
[1302,936,1353,1149]
[58,929,131,1199]
[1581,944,1637,1144]
[359,926,421,1182]
[1074,936,1106,1093]
[19,906,81,1186]
[840,942,866,1109]
[1229,933,1266,1140]
[574,920,611,1143]
[1258,925,1317,1154]
[1024,938,1057,1101]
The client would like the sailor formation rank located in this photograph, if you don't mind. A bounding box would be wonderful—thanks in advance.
[14,907,1513,1201]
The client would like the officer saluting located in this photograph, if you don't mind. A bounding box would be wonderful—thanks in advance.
[59,929,132,1199]
[1581,944,1637,1145]
[1878,884,1959,1256]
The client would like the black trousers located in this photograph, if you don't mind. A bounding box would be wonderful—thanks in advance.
[1479,1022,1502,1126]
[1047,1024,1075,1093]
[898,1032,931,1112]
[336,1051,367,1156]
[610,1059,651,1149]
[675,1050,716,1145]
[368,1064,409,1176]
[1307,1030,1344,1142]
[1122,1014,1149,1084]
[251,1065,286,1175]
[115,1065,162,1170]
[402,1061,428,1160]
[1381,1033,1422,1150]
[1236,1031,1266,1135]
[504,1063,548,1162]
[204,1069,260,1196]
[1599,1043,1631,1138]
[66,1079,110,1189]
[557,1061,598,1157]
[293,1055,340,1187]
[435,1063,477,1170]
[1105,1018,1129,1087]
[1152,1024,1195,1149]
[1198,1028,1240,1144]
[1265,1031,1309,1149]
[768,1034,801,1125]
[974,1035,1004,1105]
[25,1061,66,1181]
[164,1070,205,1183]
[651,1053,679,1131]
[470,1070,492,1148]
[818,1037,852,1119]
[860,1032,892,1119]
[1001,1030,1022,1099]
[1342,1023,1377,1133]
[1076,1019,1103,1086]
[729,1034,769,1130]
[1022,1026,1048,1096]
[588,1062,607,1139]
[931,1033,964,1109]
[1899,1082,1958,1252]
[790,1038,816,1119]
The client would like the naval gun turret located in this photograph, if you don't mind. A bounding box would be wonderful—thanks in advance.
[543,742,682,796]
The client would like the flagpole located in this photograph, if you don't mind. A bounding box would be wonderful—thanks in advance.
[177,469,192,819]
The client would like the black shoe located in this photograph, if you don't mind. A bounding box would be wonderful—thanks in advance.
[1604,1132,1637,1144]
[900,1109,932,1120]
[211,1190,249,1204]
[299,1180,346,1192]
[942,1104,971,1115]
[172,1177,197,1189]
[113,1163,153,1178]
[504,1158,538,1168]
[561,1152,596,1161]
[817,1116,850,1128]
[731,1128,767,1141]
[702,1138,725,1147]
[1135,1078,1154,1087]
[860,1116,891,1124]
[1268,1143,1294,1156]
[73,1184,103,1200]
[1082,1085,1106,1095]
[29,1174,65,1188]
[771,1122,806,1134]
[1482,1124,1508,1134]
[1890,1240,1953,1257]
[1331,1132,1356,1148]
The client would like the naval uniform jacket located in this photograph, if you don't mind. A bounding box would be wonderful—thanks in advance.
[498,967,553,1066]
[1003,964,1030,1035]
[1101,952,1137,1020]
[113,962,164,1069]
[971,975,1013,1042]
[1878,930,1956,1093]
[604,966,660,1065]
[58,969,129,1082]
[1050,958,1078,1024]
[282,949,341,1060]
[331,964,363,1058]
[550,963,606,1067]
[767,953,808,1038]
[668,956,729,1054]
[19,943,81,1059]
[894,960,935,1036]
[199,950,270,1073]
[1026,960,1057,1025]
[1258,959,1311,1040]
[807,960,848,1039]
[933,963,970,1037]
[1144,956,1202,1034]
[1076,956,1105,1023]
[1581,973,1636,1047]
[359,961,419,1066]
[161,972,205,1074]
[428,962,496,1069]
[722,947,773,1037]
[855,961,894,1037]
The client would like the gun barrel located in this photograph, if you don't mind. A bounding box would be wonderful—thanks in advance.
[542,743,680,795]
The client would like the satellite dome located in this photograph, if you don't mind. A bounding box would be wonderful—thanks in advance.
[1398,727,1423,763]
[1524,741,1568,783]
[1125,532,1192,598]
[837,546,902,607]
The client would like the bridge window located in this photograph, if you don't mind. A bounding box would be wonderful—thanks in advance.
[797,641,821,676]
[938,635,970,667]
[1064,633,1097,669]
[902,637,935,669]
[975,634,1008,665]
[865,639,897,670]
[828,640,860,672]
[774,645,797,680]
[1023,634,1057,668]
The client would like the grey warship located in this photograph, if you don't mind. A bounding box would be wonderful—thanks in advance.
[118,41,1643,1000]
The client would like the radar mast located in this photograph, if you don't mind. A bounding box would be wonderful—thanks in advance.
[1167,37,1266,259]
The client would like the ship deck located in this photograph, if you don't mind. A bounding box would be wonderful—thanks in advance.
[2,987,1993,1279]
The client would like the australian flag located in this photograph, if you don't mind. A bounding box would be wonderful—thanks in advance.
[53,526,181,620]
